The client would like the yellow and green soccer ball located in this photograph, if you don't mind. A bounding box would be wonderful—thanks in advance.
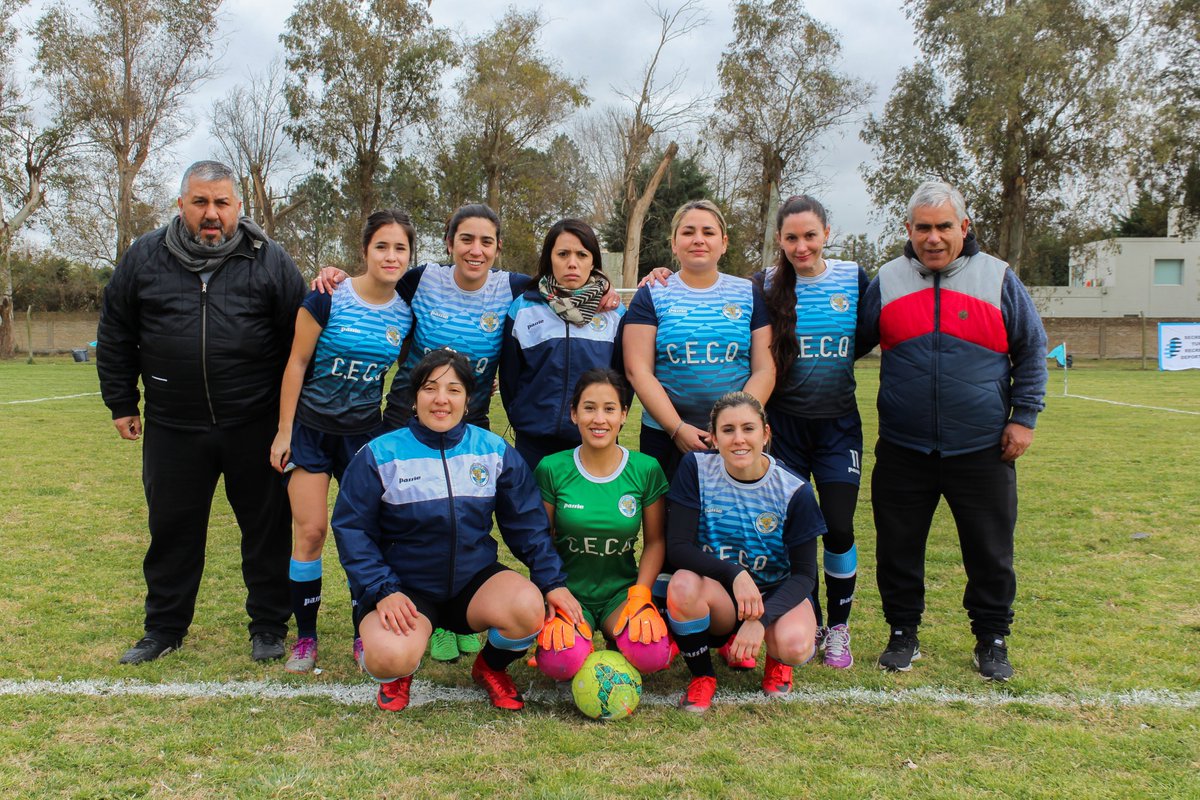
[571,650,642,720]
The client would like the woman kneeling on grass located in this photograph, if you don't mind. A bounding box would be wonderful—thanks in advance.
[533,368,671,676]
[665,392,826,713]
[331,349,583,712]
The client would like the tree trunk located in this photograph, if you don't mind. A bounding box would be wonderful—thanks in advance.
[759,179,779,272]
[251,165,273,236]
[0,239,13,358]
[485,163,501,211]
[115,162,136,261]
[621,141,678,287]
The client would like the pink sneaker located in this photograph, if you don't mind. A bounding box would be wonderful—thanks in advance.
[822,624,854,669]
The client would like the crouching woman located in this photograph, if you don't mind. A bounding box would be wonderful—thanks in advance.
[332,349,582,711]
[665,392,826,713]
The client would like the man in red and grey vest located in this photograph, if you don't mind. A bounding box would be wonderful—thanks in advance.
[857,181,1047,681]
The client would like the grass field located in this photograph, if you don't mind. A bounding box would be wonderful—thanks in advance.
[1,357,1197,798]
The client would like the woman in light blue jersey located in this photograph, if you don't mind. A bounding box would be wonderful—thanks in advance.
[623,200,775,482]
[270,210,415,674]
[758,195,871,670]
[664,392,824,713]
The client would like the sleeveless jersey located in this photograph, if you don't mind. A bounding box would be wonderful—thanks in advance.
[297,282,412,433]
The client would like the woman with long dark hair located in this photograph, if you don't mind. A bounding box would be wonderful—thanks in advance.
[757,194,870,669]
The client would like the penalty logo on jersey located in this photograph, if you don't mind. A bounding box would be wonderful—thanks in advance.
[618,494,638,518]
[829,294,850,313]
[469,462,490,487]
[721,302,743,321]
[479,312,501,333]
[754,512,780,535]
[386,326,402,346]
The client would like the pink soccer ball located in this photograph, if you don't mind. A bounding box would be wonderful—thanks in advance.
[614,629,673,674]
[535,633,594,681]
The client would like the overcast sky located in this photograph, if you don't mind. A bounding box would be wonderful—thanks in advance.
[14,0,920,241]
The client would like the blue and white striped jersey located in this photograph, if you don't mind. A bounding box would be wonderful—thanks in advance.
[667,452,825,589]
[296,282,412,433]
[390,263,531,423]
[762,260,868,418]
[625,272,769,430]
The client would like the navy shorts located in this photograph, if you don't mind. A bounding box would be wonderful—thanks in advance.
[709,580,807,643]
[384,562,512,635]
[767,408,863,487]
[285,421,378,484]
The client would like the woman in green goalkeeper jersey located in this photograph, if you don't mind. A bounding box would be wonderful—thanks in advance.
[533,369,672,664]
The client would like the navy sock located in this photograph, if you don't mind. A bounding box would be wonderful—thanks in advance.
[668,612,714,678]
[290,558,322,639]
[481,628,537,672]
[824,543,858,628]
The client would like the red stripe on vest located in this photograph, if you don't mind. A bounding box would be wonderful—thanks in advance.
[938,289,1008,352]
[879,289,934,349]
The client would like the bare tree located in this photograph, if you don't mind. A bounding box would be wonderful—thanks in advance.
[210,58,299,237]
[613,0,709,286]
[35,0,223,261]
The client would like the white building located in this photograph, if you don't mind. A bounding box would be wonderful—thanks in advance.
[1030,213,1200,318]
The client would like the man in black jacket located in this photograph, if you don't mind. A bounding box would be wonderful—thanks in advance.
[98,160,305,664]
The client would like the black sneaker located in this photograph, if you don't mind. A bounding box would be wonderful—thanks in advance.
[877,627,921,672]
[250,632,285,662]
[973,636,1013,681]
[119,636,181,665]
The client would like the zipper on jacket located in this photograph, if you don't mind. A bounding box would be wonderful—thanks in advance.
[438,432,459,597]
[200,281,217,424]
[556,319,571,439]
[931,272,941,451]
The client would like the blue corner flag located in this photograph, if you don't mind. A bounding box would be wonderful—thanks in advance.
[1046,343,1066,367]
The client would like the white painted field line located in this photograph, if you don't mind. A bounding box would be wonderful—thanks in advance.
[1063,393,1200,416]
[1,678,1197,710]
[0,391,101,405]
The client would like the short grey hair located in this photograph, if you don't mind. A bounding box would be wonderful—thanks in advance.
[907,180,966,224]
[180,161,239,199]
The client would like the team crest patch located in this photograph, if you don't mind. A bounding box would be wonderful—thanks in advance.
[722,303,743,321]
[469,462,490,486]
[829,293,850,312]
[754,512,780,535]
[618,494,638,518]
[589,315,609,332]
[479,312,501,333]
[385,326,402,346]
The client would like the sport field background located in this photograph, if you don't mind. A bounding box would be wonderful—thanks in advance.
[0,357,1197,798]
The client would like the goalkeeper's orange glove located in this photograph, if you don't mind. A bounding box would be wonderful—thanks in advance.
[537,609,593,652]
[612,585,666,643]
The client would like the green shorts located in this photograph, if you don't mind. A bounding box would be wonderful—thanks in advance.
[577,587,629,632]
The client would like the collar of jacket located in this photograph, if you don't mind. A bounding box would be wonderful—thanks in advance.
[903,231,981,279]
[407,416,469,450]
